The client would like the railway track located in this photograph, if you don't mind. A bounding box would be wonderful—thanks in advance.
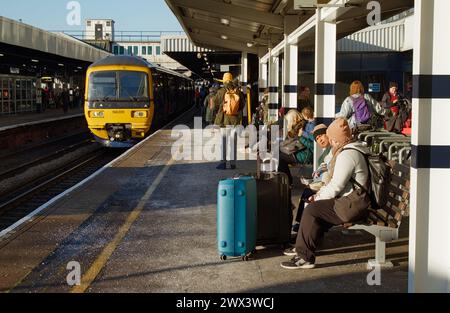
[0,148,125,231]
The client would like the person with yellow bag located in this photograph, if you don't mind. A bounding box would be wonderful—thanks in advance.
[214,73,245,170]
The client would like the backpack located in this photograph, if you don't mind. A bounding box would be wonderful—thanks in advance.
[352,96,371,124]
[223,88,240,116]
[344,148,392,210]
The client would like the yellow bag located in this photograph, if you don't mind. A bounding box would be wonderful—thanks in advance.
[223,89,240,116]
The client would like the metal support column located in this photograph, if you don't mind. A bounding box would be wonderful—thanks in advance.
[284,37,298,109]
[409,0,450,293]
[268,52,279,123]
[314,9,336,169]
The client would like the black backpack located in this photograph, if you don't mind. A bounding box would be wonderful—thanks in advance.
[344,148,392,210]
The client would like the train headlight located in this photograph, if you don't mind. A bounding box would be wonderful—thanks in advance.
[90,111,104,118]
[132,111,148,118]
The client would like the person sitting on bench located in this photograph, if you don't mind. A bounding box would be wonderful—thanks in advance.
[292,124,332,234]
[281,118,371,270]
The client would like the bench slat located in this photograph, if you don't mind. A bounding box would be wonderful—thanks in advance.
[391,175,410,189]
[388,185,410,201]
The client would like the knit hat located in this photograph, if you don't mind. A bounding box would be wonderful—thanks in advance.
[312,124,328,141]
[326,118,352,145]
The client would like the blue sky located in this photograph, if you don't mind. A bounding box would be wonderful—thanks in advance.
[0,0,183,31]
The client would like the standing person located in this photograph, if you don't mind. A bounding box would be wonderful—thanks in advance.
[298,86,312,112]
[381,82,408,133]
[62,88,69,114]
[336,80,388,130]
[194,87,201,111]
[204,86,218,126]
[381,82,403,115]
[281,118,370,269]
[214,73,245,170]
[42,87,49,112]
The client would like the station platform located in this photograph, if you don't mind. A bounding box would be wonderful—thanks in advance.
[0,108,84,132]
[0,110,409,293]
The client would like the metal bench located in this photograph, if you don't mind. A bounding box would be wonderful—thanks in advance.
[344,162,410,268]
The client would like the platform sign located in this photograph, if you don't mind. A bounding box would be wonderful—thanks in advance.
[368,83,381,93]
[294,0,330,9]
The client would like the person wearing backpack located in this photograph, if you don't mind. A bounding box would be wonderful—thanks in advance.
[336,81,388,129]
[214,73,245,170]
[281,118,371,270]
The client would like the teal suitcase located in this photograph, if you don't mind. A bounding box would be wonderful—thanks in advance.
[217,176,257,261]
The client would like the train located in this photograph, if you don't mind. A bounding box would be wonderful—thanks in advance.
[84,55,194,147]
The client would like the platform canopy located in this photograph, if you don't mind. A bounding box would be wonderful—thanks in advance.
[165,0,414,54]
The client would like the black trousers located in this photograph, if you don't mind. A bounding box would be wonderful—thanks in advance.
[295,199,344,263]
[295,188,317,224]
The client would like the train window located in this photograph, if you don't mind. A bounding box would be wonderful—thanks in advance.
[156,46,161,55]
[118,72,149,100]
[133,46,138,56]
[142,46,147,55]
[127,46,132,55]
[113,46,119,55]
[148,46,153,55]
[119,46,125,55]
[88,71,117,101]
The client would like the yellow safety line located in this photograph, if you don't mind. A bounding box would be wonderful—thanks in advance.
[71,157,175,293]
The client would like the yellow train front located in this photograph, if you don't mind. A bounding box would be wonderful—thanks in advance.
[85,55,192,148]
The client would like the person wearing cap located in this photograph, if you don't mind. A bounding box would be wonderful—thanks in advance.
[291,124,332,234]
[214,73,245,170]
[281,118,371,270]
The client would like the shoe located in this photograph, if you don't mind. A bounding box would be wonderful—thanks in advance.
[280,257,316,270]
[283,247,297,257]
[292,223,300,233]
[216,163,227,170]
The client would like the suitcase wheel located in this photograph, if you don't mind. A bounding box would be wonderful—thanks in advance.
[220,255,227,261]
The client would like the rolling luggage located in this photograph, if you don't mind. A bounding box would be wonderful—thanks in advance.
[217,176,257,261]
[255,172,292,246]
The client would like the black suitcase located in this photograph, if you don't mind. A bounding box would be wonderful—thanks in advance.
[255,172,292,246]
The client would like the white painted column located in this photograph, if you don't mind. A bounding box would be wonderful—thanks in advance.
[284,37,298,109]
[314,8,336,169]
[409,0,450,293]
[268,52,279,123]
[241,52,249,121]
[241,52,248,91]
[259,60,268,102]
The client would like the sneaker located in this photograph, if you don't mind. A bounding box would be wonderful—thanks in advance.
[280,257,316,270]
[283,247,297,257]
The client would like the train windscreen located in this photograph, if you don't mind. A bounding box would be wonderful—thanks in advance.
[88,71,149,108]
